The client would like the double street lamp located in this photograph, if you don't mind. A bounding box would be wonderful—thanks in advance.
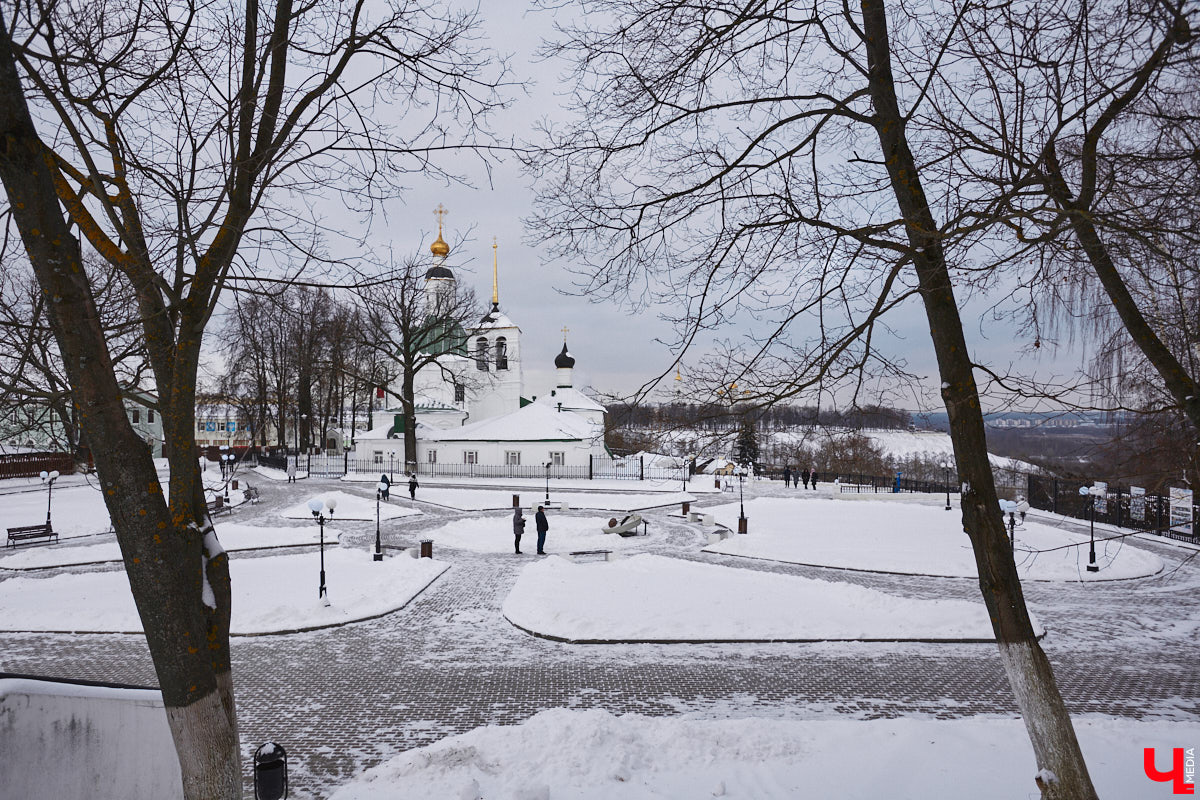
[39,470,59,528]
[737,466,748,534]
[544,461,552,507]
[943,463,952,511]
[308,496,338,603]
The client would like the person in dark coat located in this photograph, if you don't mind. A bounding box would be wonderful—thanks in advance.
[809,467,819,490]
[379,473,390,501]
[513,507,526,554]
[801,467,811,489]
[408,473,418,500]
[535,505,549,554]
[783,465,792,488]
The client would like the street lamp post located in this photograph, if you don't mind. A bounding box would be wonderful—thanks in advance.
[39,470,59,528]
[943,464,952,511]
[1079,486,1099,572]
[737,466,748,533]
[374,480,387,561]
[308,496,338,603]
[544,462,552,507]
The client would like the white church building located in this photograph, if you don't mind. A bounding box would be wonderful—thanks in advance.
[353,216,608,473]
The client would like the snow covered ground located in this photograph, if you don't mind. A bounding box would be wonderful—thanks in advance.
[280,490,421,521]
[704,497,1163,581]
[0,523,340,570]
[0,549,447,634]
[0,474,246,540]
[503,554,1031,642]
[414,486,693,512]
[329,708,1197,800]
[419,514,651,555]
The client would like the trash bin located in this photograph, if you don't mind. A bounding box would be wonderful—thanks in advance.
[681,501,690,515]
[232,480,239,490]
[254,742,287,800]
[419,539,433,558]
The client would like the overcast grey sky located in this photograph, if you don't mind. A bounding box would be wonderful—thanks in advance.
[305,1,1089,411]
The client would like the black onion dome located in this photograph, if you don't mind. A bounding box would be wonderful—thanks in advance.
[424,265,454,280]
[554,342,576,369]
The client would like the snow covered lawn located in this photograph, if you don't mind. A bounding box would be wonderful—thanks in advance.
[254,465,309,481]
[503,554,1029,642]
[0,549,446,634]
[280,490,421,521]
[329,708,1190,800]
[412,487,691,512]
[704,497,1163,581]
[420,515,650,555]
[0,523,340,570]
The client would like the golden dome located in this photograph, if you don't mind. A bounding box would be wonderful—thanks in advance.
[430,232,450,258]
[430,202,450,258]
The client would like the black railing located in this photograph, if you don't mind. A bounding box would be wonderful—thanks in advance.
[834,472,956,495]
[1027,474,1198,542]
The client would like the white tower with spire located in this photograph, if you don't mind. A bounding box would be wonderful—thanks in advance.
[465,238,524,422]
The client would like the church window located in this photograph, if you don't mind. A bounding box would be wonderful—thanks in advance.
[463,450,478,464]
[495,337,508,370]
[373,450,383,464]
[148,410,155,423]
[475,337,489,371]
[130,409,140,424]
[454,384,465,403]
[427,450,438,464]
[550,451,565,466]
[505,450,521,466]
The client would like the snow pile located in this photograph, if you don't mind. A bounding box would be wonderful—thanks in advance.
[280,490,421,521]
[503,554,1025,642]
[328,709,1200,800]
[704,497,1163,581]
[0,549,447,634]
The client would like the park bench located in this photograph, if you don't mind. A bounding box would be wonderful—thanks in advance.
[568,549,613,562]
[207,497,233,517]
[6,523,58,547]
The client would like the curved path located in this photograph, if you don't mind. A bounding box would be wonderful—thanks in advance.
[2,478,1198,798]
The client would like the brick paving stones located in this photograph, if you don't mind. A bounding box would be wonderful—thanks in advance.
[2,478,1198,798]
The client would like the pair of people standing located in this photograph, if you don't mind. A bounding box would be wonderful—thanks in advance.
[800,467,819,489]
[512,506,549,554]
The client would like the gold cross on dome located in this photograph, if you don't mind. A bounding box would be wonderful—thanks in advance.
[561,325,570,340]
[433,203,448,226]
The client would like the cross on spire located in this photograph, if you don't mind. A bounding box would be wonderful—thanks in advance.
[491,236,499,308]
[433,203,448,228]
[561,325,570,340]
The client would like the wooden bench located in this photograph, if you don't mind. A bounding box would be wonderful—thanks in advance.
[207,497,233,517]
[6,523,58,547]
[569,549,613,562]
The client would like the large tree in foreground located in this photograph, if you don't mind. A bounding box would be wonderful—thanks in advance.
[528,1,1119,795]
[0,0,502,794]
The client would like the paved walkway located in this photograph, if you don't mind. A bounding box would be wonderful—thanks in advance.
[3,478,1199,798]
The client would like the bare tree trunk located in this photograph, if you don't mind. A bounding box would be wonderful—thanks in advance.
[861,2,1096,797]
[0,20,240,798]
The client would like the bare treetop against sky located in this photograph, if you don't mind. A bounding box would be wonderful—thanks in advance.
[213,0,1086,408]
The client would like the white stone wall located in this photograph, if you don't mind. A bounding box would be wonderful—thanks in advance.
[0,677,181,800]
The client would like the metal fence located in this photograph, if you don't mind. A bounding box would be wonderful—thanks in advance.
[1027,474,1198,543]
[0,451,76,479]
[835,472,956,495]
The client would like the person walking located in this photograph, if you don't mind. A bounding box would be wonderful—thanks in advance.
[513,507,526,554]
[535,505,549,554]
[783,465,792,488]
[408,473,419,500]
[810,467,819,490]
[286,456,297,483]
[800,466,811,490]
[379,473,390,501]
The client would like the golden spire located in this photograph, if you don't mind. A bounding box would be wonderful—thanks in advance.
[675,369,682,382]
[430,203,450,258]
[491,236,499,307]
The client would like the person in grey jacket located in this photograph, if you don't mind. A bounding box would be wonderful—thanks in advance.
[512,507,526,554]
